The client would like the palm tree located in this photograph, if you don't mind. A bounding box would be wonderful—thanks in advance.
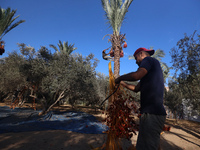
[0,7,25,41]
[101,0,133,78]
[49,40,77,55]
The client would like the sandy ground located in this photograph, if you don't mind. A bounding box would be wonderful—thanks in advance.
[0,103,199,150]
[160,125,200,150]
[0,126,199,150]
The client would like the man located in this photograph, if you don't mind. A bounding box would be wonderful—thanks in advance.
[0,41,5,55]
[102,48,114,61]
[115,47,166,150]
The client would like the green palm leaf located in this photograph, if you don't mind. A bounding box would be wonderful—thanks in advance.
[49,44,59,53]
[101,0,133,35]
[0,7,25,40]
[50,40,77,55]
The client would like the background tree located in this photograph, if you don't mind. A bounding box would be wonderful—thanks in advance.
[0,7,25,41]
[1,43,107,115]
[101,0,133,78]
[170,30,200,114]
[96,72,109,101]
[49,40,77,55]
[0,51,26,101]
[164,79,184,121]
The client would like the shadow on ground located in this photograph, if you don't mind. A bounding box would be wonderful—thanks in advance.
[160,135,183,150]
[0,106,198,150]
[0,130,106,150]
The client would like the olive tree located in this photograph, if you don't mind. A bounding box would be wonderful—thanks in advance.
[17,43,104,114]
[0,52,26,101]
[170,31,200,114]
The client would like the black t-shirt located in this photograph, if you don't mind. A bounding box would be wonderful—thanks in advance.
[139,57,167,115]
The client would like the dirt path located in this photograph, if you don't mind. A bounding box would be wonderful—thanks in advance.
[0,130,106,150]
[0,103,199,150]
[0,124,199,150]
[160,124,200,150]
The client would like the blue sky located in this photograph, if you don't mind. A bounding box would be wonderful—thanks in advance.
[1,0,200,78]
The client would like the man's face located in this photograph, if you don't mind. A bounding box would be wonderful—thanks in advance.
[134,52,143,66]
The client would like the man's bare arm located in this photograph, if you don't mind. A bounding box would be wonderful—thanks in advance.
[115,67,148,84]
[120,81,140,93]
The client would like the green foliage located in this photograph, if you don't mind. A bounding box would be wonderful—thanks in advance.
[171,31,200,77]
[170,31,200,113]
[164,80,184,119]
[0,43,108,113]
[49,40,77,55]
[101,0,133,35]
[0,52,26,93]
[96,72,109,98]
[0,7,25,40]
[101,0,133,77]
[0,51,26,102]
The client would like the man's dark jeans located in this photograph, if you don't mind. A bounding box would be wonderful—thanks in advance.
[136,113,166,150]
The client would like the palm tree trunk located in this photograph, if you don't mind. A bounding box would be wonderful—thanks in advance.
[114,46,120,78]
[110,32,125,78]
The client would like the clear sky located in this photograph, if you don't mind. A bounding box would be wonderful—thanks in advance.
[1,0,200,78]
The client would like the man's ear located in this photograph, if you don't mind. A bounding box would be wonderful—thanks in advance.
[140,51,145,57]
[141,51,149,57]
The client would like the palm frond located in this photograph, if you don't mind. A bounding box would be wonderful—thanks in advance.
[50,40,77,55]
[4,20,25,35]
[101,0,133,35]
[58,40,63,51]
[152,49,165,61]
[49,44,59,52]
[63,41,67,53]
[0,7,25,40]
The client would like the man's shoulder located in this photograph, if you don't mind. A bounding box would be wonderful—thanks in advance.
[142,56,155,64]
[143,56,159,63]
[144,56,155,60]
[140,57,161,71]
